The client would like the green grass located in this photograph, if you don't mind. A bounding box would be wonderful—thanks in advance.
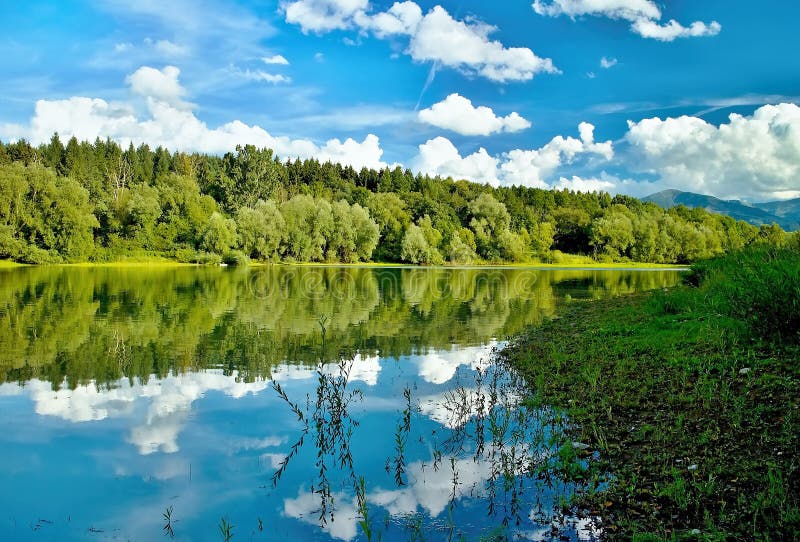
[501,247,800,540]
[0,259,25,268]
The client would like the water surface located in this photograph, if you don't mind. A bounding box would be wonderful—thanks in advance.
[0,266,681,541]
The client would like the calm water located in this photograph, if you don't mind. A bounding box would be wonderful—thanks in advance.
[0,266,682,541]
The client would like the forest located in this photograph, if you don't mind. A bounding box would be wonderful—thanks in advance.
[0,134,794,265]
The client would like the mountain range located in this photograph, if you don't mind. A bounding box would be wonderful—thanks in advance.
[642,190,800,231]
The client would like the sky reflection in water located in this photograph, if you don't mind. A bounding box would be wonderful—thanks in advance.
[0,266,681,541]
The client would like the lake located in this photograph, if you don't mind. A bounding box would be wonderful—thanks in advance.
[0,265,682,541]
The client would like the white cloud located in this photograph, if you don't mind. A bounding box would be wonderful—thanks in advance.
[1,66,387,171]
[316,135,388,173]
[232,67,292,84]
[283,0,369,33]
[533,0,721,41]
[282,2,557,83]
[600,56,617,69]
[533,0,660,20]
[126,65,191,109]
[413,122,613,187]
[408,6,558,82]
[500,122,614,187]
[262,54,290,65]
[555,175,616,193]
[550,172,660,197]
[354,1,422,38]
[418,93,531,136]
[631,19,721,42]
[413,137,501,185]
[625,103,800,201]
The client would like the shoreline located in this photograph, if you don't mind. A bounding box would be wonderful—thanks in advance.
[500,285,799,539]
[0,258,687,271]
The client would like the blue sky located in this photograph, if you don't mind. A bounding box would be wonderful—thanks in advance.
[1,0,799,201]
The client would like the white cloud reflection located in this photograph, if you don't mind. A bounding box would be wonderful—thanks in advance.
[22,371,268,455]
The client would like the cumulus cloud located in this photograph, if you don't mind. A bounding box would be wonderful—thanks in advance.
[532,0,721,41]
[413,137,501,185]
[262,54,290,65]
[555,175,616,193]
[354,1,422,38]
[418,93,531,136]
[0,65,387,171]
[499,122,614,187]
[625,103,800,201]
[126,65,191,109]
[407,6,558,82]
[413,122,613,187]
[549,172,660,196]
[283,0,369,33]
[631,18,721,42]
[282,1,557,82]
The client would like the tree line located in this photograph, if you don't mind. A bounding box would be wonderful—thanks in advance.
[0,134,794,265]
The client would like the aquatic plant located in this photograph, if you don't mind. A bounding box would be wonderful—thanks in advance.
[162,505,175,538]
[218,516,234,541]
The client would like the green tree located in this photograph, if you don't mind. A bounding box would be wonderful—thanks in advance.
[200,212,237,255]
[350,202,379,262]
[125,183,161,247]
[590,206,635,259]
[468,193,511,260]
[529,221,555,257]
[401,224,442,265]
[236,200,285,260]
[366,192,410,261]
[447,228,478,264]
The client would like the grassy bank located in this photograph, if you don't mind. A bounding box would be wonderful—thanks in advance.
[502,247,800,540]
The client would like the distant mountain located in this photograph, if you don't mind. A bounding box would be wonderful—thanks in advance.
[642,189,800,231]
[756,198,800,227]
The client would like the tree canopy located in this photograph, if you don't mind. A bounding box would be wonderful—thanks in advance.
[0,135,784,265]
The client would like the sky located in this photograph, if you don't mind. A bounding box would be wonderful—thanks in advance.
[1,0,799,202]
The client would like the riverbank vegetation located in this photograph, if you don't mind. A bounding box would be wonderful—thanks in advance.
[503,246,800,539]
[1,136,794,266]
